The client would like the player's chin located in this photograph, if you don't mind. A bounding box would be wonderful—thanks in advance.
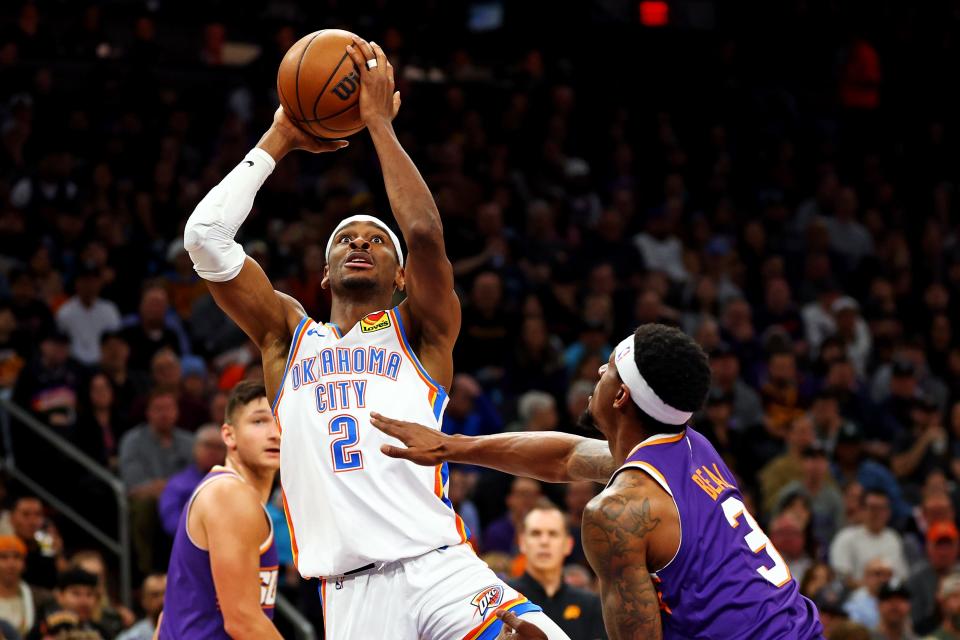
[261,449,282,468]
[338,271,380,291]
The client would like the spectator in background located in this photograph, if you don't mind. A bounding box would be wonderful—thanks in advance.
[8,498,60,591]
[776,442,845,547]
[907,521,960,634]
[928,572,960,640]
[136,348,207,430]
[803,280,841,355]
[509,503,605,640]
[891,395,950,500]
[115,574,164,640]
[6,270,53,345]
[442,374,502,437]
[563,320,611,379]
[768,514,813,584]
[97,331,150,426]
[833,424,909,523]
[72,373,121,469]
[483,477,542,554]
[0,535,52,637]
[708,343,764,432]
[760,415,815,514]
[118,390,193,575]
[54,265,120,367]
[157,424,225,536]
[509,391,558,432]
[31,569,105,639]
[870,580,917,640]
[810,389,851,455]
[456,271,512,380]
[12,329,80,431]
[757,277,804,344]
[830,489,908,582]
[845,557,894,629]
[507,316,566,399]
[831,297,872,378]
[69,551,132,638]
[561,381,594,434]
[119,285,182,372]
[760,349,810,439]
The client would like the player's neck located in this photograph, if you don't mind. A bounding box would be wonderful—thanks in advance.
[329,294,394,333]
[224,458,274,504]
[0,579,19,597]
[526,565,563,598]
[609,421,653,465]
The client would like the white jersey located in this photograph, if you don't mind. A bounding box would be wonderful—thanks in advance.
[273,306,469,578]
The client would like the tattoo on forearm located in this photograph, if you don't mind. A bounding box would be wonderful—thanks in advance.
[569,439,617,482]
[583,482,664,640]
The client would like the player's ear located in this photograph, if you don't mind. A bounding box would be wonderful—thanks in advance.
[613,385,631,410]
[221,422,237,450]
[395,266,405,293]
[321,265,330,290]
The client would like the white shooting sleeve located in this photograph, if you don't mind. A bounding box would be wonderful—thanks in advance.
[183,147,276,282]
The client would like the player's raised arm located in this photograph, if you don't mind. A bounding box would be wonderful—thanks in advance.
[582,473,664,640]
[370,412,616,483]
[346,37,460,381]
[199,480,283,640]
[183,107,347,387]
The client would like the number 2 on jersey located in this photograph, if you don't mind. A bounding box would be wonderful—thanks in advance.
[721,496,791,587]
[329,414,363,472]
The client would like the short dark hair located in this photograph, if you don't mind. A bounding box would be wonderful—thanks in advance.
[57,568,98,590]
[519,499,566,532]
[631,324,711,434]
[863,488,890,506]
[225,380,268,423]
[147,387,178,407]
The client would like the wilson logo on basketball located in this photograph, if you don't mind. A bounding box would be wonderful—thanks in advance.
[360,312,391,333]
[331,71,360,100]
[469,585,504,618]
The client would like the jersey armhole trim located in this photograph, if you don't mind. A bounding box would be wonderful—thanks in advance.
[389,306,448,419]
[271,315,312,412]
[609,461,683,575]
[184,471,244,551]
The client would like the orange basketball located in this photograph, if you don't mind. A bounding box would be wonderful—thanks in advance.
[277,29,365,139]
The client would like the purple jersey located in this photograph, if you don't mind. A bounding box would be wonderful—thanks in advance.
[612,428,823,639]
[160,467,279,640]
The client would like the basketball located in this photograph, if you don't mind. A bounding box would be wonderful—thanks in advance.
[277,29,365,139]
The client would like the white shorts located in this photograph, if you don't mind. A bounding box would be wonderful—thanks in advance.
[319,543,570,639]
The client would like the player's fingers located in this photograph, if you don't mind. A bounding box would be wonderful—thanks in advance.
[496,610,547,638]
[393,91,401,117]
[345,44,367,74]
[371,41,387,73]
[315,139,349,152]
[351,35,376,67]
[369,412,405,434]
[380,444,413,459]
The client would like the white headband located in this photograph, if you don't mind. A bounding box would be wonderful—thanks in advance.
[614,334,693,426]
[325,215,404,267]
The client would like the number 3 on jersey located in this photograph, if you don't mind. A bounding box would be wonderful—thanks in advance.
[721,496,791,587]
[329,414,363,472]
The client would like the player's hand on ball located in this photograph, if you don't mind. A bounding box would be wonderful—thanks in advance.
[370,412,450,465]
[495,610,548,640]
[270,106,349,154]
[345,36,401,126]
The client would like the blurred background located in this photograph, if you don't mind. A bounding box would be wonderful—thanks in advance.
[1,0,959,638]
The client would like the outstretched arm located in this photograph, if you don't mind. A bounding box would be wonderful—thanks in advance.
[370,413,616,483]
[346,38,460,385]
[582,473,664,640]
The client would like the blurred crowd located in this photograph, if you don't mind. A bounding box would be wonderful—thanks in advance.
[2,0,960,638]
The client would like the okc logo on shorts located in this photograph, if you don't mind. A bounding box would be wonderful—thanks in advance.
[469,585,504,618]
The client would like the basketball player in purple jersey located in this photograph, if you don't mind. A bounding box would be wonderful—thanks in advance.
[371,324,824,639]
[157,381,281,640]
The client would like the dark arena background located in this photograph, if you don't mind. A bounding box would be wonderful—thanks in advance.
[0,1,959,638]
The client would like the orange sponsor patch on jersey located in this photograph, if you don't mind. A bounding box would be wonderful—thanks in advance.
[360,311,391,333]
[563,604,581,620]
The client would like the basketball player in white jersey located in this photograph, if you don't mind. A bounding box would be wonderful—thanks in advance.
[183,36,568,640]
